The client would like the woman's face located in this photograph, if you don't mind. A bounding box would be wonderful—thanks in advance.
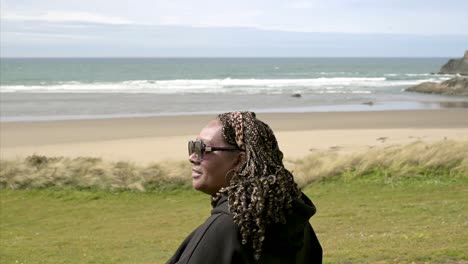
[189,120,241,195]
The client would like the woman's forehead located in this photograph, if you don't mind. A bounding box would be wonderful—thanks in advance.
[197,120,223,144]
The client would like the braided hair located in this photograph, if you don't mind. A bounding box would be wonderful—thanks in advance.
[214,111,302,260]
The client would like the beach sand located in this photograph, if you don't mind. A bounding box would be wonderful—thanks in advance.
[1,109,468,164]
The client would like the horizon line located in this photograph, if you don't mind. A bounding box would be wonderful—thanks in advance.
[0,56,457,59]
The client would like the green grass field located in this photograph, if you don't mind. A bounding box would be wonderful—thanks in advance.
[1,140,467,263]
[1,175,467,263]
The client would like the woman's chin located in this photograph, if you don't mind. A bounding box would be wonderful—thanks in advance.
[192,175,203,190]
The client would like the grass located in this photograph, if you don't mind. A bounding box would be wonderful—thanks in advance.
[305,178,468,263]
[0,189,207,263]
[0,157,192,191]
[1,140,467,263]
[1,177,466,264]
[291,140,468,187]
[1,140,467,191]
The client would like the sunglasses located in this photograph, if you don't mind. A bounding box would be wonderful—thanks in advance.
[188,140,244,161]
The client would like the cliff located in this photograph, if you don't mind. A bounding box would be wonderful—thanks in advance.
[439,50,468,75]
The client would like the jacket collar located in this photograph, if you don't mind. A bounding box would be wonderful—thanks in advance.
[210,195,229,215]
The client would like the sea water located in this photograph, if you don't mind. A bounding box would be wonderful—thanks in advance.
[1,57,466,121]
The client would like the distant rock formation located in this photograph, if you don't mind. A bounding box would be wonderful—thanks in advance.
[362,101,374,106]
[405,76,468,95]
[439,50,468,75]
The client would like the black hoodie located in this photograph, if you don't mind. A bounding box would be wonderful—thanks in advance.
[167,193,322,264]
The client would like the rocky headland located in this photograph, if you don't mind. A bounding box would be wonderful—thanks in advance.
[406,51,468,95]
[439,50,468,76]
[406,76,468,95]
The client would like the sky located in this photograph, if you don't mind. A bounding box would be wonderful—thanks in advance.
[1,0,468,57]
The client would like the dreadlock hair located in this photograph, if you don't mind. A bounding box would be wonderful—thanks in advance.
[214,111,302,261]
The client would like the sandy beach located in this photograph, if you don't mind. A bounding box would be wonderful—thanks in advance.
[1,109,468,164]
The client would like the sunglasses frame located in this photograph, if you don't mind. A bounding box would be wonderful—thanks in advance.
[188,140,243,161]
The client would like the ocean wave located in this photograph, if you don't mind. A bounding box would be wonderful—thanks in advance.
[383,73,455,77]
[405,73,432,77]
[0,77,448,94]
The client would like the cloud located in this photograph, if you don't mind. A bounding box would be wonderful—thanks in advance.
[285,0,315,9]
[2,31,102,43]
[2,1,468,35]
[2,11,134,25]
[2,23,467,57]
[157,16,184,25]
[1,0,467,57]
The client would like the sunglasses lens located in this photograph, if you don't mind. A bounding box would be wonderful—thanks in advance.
[188,140,203,160]
[188,141,194,156]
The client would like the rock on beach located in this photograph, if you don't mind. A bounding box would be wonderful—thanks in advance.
[406,76,468,95]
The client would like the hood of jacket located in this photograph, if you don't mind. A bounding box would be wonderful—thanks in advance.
[210,192,317,254]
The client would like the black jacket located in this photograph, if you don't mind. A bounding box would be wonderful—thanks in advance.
[167,193,322,264]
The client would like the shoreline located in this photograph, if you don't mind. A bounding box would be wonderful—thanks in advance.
[1,109,468,164]
[2,100,468,123]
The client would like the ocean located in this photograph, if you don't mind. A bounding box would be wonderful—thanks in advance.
[1,57,466,122]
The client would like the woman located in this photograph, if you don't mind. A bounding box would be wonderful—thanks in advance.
[167,111,322,264]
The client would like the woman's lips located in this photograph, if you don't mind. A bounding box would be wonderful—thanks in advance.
[192,168,202,178]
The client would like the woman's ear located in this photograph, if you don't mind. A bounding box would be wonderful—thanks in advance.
[234,152,246,169]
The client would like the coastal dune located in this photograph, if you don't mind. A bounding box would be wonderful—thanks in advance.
[1,109,468,164]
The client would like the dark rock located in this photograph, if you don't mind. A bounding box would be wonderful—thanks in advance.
[291,93,302,98]
[405,76,468,95]
[438,101,468,108]
[439,50,468,75]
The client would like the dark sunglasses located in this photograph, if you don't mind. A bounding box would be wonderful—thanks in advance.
[188,140,243,161]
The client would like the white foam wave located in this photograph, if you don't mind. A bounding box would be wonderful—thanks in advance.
[0,77,447,94]
[405,73,432,77]
[383,73,456,78]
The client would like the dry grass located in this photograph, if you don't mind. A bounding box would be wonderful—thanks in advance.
[1,140,467,191]
[0,156,191,191]
[291,140,468,187]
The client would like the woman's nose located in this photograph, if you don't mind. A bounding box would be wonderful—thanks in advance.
[188,153,200,164]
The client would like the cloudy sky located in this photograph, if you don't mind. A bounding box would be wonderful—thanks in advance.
[1,0,467,57]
